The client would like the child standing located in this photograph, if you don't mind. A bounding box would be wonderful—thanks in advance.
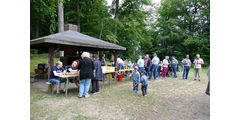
[140,71,148,96]
[130,66,140,94]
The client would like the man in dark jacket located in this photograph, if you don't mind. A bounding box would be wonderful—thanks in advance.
[144,54,151,77]
[91,54,103,94]
[77,52,95,98]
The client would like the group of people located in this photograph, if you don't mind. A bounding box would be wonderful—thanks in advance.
[49,52,103,98]
[49,51,205,97]
[126,53,205,97]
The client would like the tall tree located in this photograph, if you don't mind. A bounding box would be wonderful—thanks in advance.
[58,0,64,32]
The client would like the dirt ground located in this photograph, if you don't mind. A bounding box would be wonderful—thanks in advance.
[30,70,210,120]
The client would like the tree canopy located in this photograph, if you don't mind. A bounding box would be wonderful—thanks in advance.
[30,0,210,66]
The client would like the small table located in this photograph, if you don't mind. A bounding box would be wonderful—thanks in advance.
[59,73,79,97]
[119,68,134,80]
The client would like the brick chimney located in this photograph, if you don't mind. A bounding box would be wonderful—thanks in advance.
[64,24,78,31]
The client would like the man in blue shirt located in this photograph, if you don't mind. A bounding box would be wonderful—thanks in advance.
[49,61,65,97]
[171,56,178,78]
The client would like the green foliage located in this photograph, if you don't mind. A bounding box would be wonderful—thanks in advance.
[152,0,210,65]
[30,0,209,66]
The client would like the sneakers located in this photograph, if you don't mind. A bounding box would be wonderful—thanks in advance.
[78,95,83,98]
[84,95,90,98]
[194,79,197,80]
[198,79,200,81]
[56,93,60,97]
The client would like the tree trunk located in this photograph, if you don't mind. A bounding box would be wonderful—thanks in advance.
[77,0,81,32]
[99,19,104,39]
[114,0,119,42]
[58,0,64,32]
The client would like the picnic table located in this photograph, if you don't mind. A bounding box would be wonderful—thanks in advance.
[58,72,79,97]
[101,66,134,87]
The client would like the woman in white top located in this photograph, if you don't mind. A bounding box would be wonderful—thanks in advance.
[160,56,169,78]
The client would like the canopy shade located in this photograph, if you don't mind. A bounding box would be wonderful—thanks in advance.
[30,30,126,51]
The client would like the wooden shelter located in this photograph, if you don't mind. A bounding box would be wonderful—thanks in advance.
[30,24,126,79]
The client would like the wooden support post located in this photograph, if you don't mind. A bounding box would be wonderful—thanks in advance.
[113,50,118,80]
[48,46,55,80]
[48,45,60,80]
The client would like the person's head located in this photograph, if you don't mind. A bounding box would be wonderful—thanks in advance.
[141,71,145,76]
[102,54,105,58]
[139,55,142,59]
[196,54,200,59]
[153,53,157,57]
[92,54,98,60]
[165,56,168,59]
[172,56,175,60]
[186,54,189,59]
[56,61,63,68]
[160,61,163,64]
[134,66,138,72]
[81,52,90,59]
[146,54,149,58]
[72,61,77,68]
[144,56,147,59]
[167,56,169,60]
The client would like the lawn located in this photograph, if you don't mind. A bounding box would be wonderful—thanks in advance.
[30,69,210,120]
[30,53,59,75]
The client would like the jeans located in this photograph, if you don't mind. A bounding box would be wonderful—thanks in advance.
[160,67,168,77]
[138,67,144,73]
[141,85,148,96]
[133,82,139,93]
[172,65,177,78]
[145,67,150,76]
[49,78,64,85]
[182,66,190,79]
[91,78,100,93]
[149,64,158,80]
[79,79,91,97]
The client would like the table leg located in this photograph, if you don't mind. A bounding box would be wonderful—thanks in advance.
[103,74,105,89]
[109,73,111,86]
[65,78,69,97]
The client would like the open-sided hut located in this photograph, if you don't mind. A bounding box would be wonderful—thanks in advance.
[30,24,126,79]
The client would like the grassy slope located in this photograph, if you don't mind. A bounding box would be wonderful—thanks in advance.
[30,53,59,75]
[30,70,209,120]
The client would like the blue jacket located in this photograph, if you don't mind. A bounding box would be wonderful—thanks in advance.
[93,59,103,80]
[130,72,140,83]
[140,75,148,86]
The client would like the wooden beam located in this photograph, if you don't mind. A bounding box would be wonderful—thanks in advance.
[48,45,60,80]
[113,50,118,80]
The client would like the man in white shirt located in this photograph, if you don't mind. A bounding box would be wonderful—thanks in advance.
[160,56,169,78]
[117,57,124,69]
[149,53,160,80]
[137,56,145,72]
[193,54,204,81]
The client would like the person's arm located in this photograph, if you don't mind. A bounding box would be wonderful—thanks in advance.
[138,73,140,84]
[92,61,96,78]
[201,59,204,64]
[53,71,63,77]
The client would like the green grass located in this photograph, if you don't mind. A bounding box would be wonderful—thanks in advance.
[30,53,59,75]
[74,115,90,120]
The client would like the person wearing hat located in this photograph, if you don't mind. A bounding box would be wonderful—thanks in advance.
[140,71,148,96]
[130,66,141,95]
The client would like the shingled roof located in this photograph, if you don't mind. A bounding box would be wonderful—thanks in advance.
[30,30,126,51]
